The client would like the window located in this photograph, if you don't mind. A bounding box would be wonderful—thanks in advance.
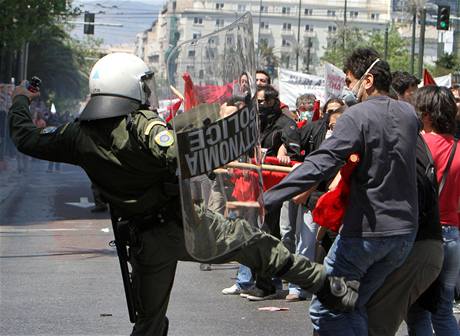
[215,19,224,27]
[238,4,246,12]
[282,39,290,47]
[350,11,358,18]
[149,55,159,63]
[260,5,268,13]
[305,24,313,32]
[282,23,292,30]
[215,3,224,10]
[304,8,312,15]
[282,7,290,14]
[371,13,379,20]
[188,50,196,58]
[327,10,336,16]
[186,65,195,73]
[260,38,268,45]
[328,25,337,33]
[281,54,290,66]
[192,32,201,40]
[260,22,269,29]
[193,17,203,24]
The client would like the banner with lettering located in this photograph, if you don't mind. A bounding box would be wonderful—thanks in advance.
[278,68,326,111]
[325,62,346,100]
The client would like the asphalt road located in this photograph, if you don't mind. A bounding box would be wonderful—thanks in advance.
[0,159,447,336]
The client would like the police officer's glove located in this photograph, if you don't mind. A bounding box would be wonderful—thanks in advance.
[315,276,360,312]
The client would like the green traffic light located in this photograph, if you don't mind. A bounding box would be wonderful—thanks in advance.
[440,21,447,29]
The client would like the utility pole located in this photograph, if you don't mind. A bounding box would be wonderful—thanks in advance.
[257,0,263,67]
[296,0,301,71]
[455,2,460,58]
[306,37,311,72]
[343,0,348,53]
[418,7,426,79]
[384,24,389,61]
[410,6,416,75]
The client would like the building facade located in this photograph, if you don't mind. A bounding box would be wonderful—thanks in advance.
[136,0,393,78]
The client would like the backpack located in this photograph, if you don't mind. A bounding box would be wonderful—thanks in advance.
[414,134,442,313]
[415,134,441,240]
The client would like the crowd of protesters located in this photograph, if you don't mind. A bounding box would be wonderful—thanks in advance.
[217,48,460,335]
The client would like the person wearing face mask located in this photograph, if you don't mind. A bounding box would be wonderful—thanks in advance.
[295,94,317,124]
[264,48,420,335]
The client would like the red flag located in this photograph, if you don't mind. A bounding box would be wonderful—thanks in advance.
[194,82,234,104]
[423,69,437,86]
[312,154,360,232]
[182,72,198,111]
[165,99,182,122]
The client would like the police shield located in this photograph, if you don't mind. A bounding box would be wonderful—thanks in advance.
[167,13,263,261]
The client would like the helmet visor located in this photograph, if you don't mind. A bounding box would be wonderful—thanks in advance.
[142,72,159,110]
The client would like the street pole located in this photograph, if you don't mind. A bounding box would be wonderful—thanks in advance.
[384,24,389,61]
[455,2,460,58]
[296,0,301,71]
[410,7,416,74]
[306,37,311,72]
[343,0,348,53]
[418,7,426,79]
[257,0,263,67]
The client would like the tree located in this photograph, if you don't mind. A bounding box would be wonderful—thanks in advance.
[321,26,368,69]
[367,25,411,72]
[0,0,79,82]
[431,52,460,77]
[257,40,279,79]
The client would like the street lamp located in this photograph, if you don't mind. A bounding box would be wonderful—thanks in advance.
[296,0,301,71]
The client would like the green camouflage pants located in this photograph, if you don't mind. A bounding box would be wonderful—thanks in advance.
[128,207,325,336]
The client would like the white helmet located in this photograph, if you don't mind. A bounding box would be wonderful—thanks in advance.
[80,52,159,120]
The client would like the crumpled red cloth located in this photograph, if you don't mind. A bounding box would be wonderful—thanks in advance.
[312,154,360,232]
[231,157,300,202]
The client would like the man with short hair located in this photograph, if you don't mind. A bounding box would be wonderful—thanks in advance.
[264,48,419,334]
[256,69,271,86]
[391,71,420,103]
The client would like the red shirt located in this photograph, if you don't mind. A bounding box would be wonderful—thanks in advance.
[423,133,460,227]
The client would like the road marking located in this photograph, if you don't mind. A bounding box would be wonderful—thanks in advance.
[65,197,94,208]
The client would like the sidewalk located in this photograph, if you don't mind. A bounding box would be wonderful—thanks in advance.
[0,157,20,205]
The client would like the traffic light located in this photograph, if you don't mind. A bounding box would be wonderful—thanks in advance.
[436,5,450,31]
[84,12,95,35]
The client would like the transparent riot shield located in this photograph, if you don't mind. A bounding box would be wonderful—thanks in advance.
[167,13,264,261]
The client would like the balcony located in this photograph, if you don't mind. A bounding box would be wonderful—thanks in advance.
[259,27,272,35]
[281,29,295,37]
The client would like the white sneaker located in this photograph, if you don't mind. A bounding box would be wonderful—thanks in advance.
[453,302,460,314]
[222,284,242,295]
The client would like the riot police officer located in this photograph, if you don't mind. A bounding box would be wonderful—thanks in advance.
[9,53,357,336]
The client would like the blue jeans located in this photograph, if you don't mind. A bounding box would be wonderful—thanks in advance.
[236,264,254,290]
[309,232,415,336]
[288,207,317,298]
[406,226,460,336]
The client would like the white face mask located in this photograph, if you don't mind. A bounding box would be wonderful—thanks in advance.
[343,58,380,107]
[299,110,313,122]
[325,129,333,139]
